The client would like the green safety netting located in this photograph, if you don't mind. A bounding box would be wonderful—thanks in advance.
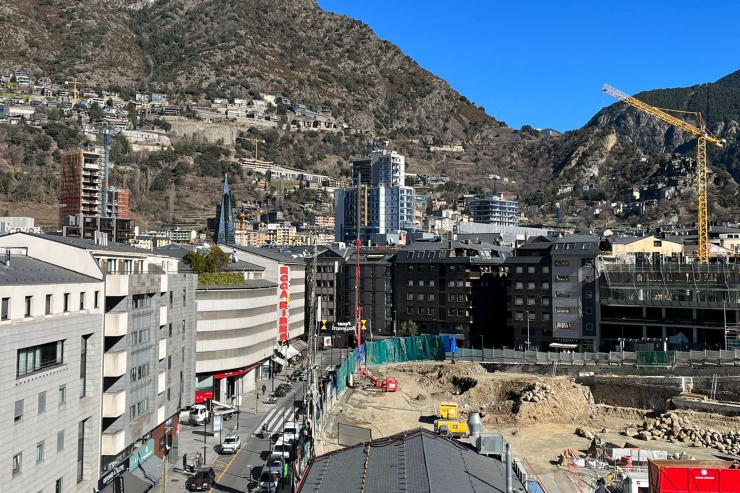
[365,334,445,367]
[336,348,357,396]
[636,351,676,369]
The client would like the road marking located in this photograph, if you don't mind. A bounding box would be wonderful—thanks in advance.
[208,447,241,493]
[254,407,279,434]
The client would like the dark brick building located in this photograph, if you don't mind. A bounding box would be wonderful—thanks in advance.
[394,239,510,348]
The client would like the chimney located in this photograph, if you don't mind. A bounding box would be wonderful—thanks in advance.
[505,442,513,493]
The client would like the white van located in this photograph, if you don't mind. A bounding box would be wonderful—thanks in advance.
[273,437,295,459]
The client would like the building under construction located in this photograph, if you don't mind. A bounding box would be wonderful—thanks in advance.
[599,259,740,350]
[58,147,131,238]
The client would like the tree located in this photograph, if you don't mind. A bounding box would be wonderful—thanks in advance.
[182,251,207,274]
[205,246,231,273]
[399,320,418,337]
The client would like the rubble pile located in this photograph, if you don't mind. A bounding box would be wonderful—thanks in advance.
[620,412,740,454]
[521,382,554,403]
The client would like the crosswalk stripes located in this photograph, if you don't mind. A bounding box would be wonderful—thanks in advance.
[254,406,295,435]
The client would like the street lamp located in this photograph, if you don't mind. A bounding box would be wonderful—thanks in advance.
[480,335,484,362]
[525,311,530,351]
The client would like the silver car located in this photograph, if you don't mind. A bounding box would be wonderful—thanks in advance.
[220,433,240,454]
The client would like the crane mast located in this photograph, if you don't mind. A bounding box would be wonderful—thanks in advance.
[602,84,725,264]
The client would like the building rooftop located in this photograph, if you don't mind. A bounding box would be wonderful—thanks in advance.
[0,253,100,285]
[197,279,277,290]
[154,244,265,272]
[27,232,148,255]
[551,234,599,255]
[298,428,524,493]
[226,244,308,265]
[395,240,511,263]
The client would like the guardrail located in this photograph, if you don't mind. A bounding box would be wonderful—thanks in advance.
[446,349,740,367]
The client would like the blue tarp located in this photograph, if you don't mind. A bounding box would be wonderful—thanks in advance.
[442,335,458,353]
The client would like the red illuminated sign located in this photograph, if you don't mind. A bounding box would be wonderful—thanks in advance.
[278,265,290,342]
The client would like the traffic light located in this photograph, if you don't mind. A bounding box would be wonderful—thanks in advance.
[361,319,367,330]
[321,320,327,330]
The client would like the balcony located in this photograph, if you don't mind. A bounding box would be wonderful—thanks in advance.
[159,339,167,361]
[103,351,127,377]
[102,389,126,418]
[101,428,126,456]
[160,274,168,293]
[159,305,167,326]
[105,275,129,297]
[104,312,128,337]
[553,327,581,339]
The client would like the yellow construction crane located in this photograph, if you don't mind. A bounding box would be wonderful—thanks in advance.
[240,137,266,160]
[602,84,726,264]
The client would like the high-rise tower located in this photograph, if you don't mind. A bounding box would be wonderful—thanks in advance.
[215,174,236,244]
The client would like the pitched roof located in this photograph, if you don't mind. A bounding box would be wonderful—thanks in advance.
[24,233,147,254]
[0,254,99,285]
[225,244,307,265]
[298,428,524,493]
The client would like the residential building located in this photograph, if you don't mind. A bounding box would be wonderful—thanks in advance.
[0,233,198,491]
[337,246,397,338]
[394,239,510,348]
[506,237,554,350]
[550,235,600,351]
[602,235,684,258]
[0,216,42,234]
[0,243,104,493]
[309,214,335,228]
[469,194,520,226]
[314,245,351,327]
[106,187,130,219]
[62,214,136,244]
[334,150,415,245]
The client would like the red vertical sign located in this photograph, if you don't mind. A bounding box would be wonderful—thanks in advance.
[278,265,290,342]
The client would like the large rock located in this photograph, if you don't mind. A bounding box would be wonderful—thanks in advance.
[638,431,652,441]
[624,427,639,438]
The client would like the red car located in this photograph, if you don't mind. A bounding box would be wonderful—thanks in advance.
[189,467,216,491]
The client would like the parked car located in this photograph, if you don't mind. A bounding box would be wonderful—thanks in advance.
[258,471,280,492]
[188,467,216,491]
[264,453,284,477]
[280,422,299,443]
[273,437,295,459]
[221,433,241,454]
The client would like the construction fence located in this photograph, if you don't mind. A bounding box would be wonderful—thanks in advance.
[446,348,740,368]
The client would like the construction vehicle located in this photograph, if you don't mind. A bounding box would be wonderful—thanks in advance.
[433,419,469,438]
[359,369,398,392]
[188,399,237,425]
[648,459,740,493]
[602,84,726,264]
[439,401,459,419]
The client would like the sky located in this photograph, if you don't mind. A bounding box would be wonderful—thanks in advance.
[317,0,740,132]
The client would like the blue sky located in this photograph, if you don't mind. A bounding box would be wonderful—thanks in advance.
[317,0,740,132]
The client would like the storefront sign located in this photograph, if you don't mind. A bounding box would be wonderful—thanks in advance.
[277,265,290,342]
[98,456,130,490]
[129,439,154,471]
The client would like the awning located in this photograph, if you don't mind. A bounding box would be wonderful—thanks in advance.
[549,343,578,349]
[292,340,308,353]
[99,471,152,493]
[278,345,300,359]
[131,453,162,485]
[214,362,260,380]
[272,356,287,366]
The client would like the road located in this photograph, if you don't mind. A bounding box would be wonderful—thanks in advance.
[170,348,348,492]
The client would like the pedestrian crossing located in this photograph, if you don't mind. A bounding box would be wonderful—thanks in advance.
[254,406,295,435]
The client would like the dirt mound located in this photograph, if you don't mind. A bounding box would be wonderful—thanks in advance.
[387,362,594,426]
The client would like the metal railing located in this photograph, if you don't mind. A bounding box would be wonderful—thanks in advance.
[447,349,740,367]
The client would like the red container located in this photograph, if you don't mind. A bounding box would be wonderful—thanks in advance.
[649,459,740,493]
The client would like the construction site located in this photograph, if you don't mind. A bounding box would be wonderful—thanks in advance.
[316,359,740,493]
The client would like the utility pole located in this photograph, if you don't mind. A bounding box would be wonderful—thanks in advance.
[305,231,319,458]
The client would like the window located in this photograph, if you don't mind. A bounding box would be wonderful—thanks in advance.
[56,478,63,493]
[45,294,52,315]
[36,442,44,463]
[556,275,569,282]
[14,399,23,423]
[38,392,46,414]
[63,293,70,312]
[515,281,523,290]
[429,280,435,287]
[407,265,414,271]
[182,320,185,334]
[77,420,85,483]
[458,294,465,301]
[59,385,66,405]
[406,307,413,314]
[79,292,85,310]
[167,355,171,370]
[527,281,535,290]
[555,260,570,267]
[57,430,65,452]
[428,307,435,315]
[555,322,571,329]
[449,266,455,271]
[418,280,424,287]
[515,295,523,305]
[555,291,570,298]
[24,296,32,317]
[542,281,550,290]
[542,297,550,306]
[12,453,21,476]
[129,398,149,419]
[527,296,536,306]
[585,291,593,299]
[542,313,550,321]
[527,266,536,274]
[457,280,463,287]
[448,308,456,317]
[417,307,424,315]
[94,291,100,308]
[183,288,186,306]
[654,240,662,247]
[515,266,523,273]
[586,323,594,331]
[447,280,454,287]
[408,280,413,286]
[542,266,550,274]
[17,341,64,377]
[1,297,8,320]
[515,311,524,321]
[429,265,435,272]
[406,292,413,301]
[428,294,435,302]
[586,307,593,314]
[133,294,151,309]
[417,293,424,301]
[528,312,536,321]
[168,323,172,337]
[169,291,173,307]
[80,336,88,398]
[556,307,570,313]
